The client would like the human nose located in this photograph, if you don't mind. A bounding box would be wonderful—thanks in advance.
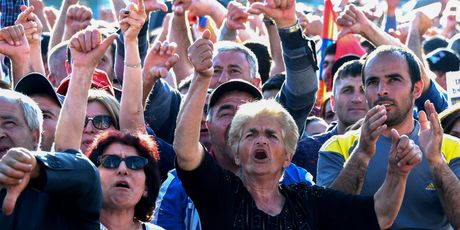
[117,160,128,175]
[377,82,388,96]
[352,92,365,103]
[256,135,267,145]
[83,119,95,134]
[217,71,229,85]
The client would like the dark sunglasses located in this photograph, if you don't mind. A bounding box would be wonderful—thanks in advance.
[84,115,113,130]
[98,155,148,170]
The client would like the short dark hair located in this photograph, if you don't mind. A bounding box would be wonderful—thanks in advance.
[333,60,363,93]
[362,46,421,90]
[244,41,271,84]
[262,73,285,92]
[324,43,336,56]
[87,130,160,222]
[423,36,448,55]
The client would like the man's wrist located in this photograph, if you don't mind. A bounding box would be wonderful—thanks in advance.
[276,18,298,30]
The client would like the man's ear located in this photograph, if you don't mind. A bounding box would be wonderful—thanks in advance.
[33,129,41,150]
[413,80,424,99]
[253,75,262,89]
[47,74,57,87]
[65,60,71,75]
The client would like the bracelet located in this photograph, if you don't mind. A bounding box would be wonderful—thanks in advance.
[124,62,141,68]
[278,20,301,34]
[263,18,275,26]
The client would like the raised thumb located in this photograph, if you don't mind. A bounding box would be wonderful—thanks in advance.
[202,30,211,40]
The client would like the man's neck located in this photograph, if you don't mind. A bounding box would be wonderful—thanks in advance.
[382,116,416,137]
[211,147,238,173]
[336,121,347,135]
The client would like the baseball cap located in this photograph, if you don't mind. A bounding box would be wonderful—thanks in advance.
[57,69,115,96]
[15,72,64,107]
[208,79,262,111]
[426,48,460,73]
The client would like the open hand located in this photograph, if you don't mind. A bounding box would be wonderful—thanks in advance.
[356,105,387,157]
[419,100,445,166]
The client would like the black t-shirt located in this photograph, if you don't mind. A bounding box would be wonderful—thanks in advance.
[177,153,380,230]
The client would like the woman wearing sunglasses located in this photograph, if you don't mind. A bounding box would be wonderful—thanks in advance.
[87,130,163,230]
[81,89,120,153]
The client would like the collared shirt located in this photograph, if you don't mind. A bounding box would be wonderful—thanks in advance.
[1,0,27,28]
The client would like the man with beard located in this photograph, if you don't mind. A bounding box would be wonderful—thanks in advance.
[317,46,460,229]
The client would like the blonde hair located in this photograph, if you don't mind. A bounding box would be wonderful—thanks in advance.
[87,89,120,130]
[228,99,299,156]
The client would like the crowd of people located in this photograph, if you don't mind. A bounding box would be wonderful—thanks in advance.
[0,0,459,229]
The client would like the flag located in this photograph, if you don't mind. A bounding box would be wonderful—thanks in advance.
[315,0,337,113]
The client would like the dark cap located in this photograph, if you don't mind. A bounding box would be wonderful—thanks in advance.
[15,72,64,107]
[208,79,262,110]
[331,54,360,79]
[426,48,460,73]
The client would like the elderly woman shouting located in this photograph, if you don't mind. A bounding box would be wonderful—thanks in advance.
[173,2,422,230]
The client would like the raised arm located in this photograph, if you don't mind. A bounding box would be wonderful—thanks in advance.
[174,31,213,171]
[0,25,32,86]
[54,29,117,151]
[336,4,402,47]
[119,0,148,133]
[419,101,460,228]
[167,0,194,85]
[218,1,248,42]
[29,0,51,33]
[62,5,93,42]
[374,129,422,229]
[142,41,179,106]
[249,0,318,135]
[48,0,78,50]
[15,5,46,76]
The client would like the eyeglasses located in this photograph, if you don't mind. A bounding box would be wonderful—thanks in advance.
[98,155,148,170]
[84,115,113,130]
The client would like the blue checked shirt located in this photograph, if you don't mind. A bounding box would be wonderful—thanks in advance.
[1,0,28,28]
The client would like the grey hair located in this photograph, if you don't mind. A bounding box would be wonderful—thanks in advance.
[0,89,43,145]
[215,41,259,79]
[228,99,299,157]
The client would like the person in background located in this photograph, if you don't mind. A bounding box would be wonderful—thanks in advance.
[426,48,460,90]
[439,103,460,138]
[305,116,328,136]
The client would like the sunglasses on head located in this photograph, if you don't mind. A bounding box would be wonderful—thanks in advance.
[84,115,113,130]
[98,155,148,170]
